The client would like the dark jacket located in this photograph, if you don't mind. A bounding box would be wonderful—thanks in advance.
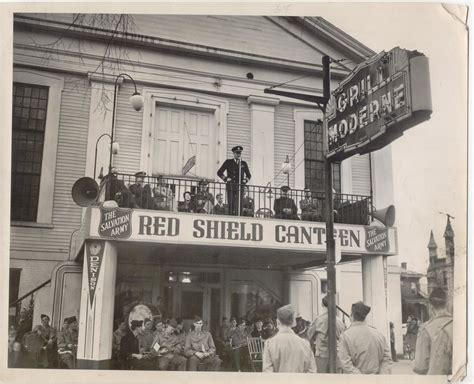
[129,183,154,209]
[217,159,251,184]
[274,197,298,218]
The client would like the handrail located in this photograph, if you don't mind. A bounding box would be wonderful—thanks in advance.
[9,279,51,307]
[336,304,350,319]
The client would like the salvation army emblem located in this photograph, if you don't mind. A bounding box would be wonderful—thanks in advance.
[98,206,132,239]
[364,226,390,253]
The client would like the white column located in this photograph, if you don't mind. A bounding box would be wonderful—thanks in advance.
[77,240,117,369]
[247,95,279,187]
[85,74,123,181]
[362,255,390,341]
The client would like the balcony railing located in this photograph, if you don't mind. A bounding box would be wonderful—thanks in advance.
[102,173,372,225]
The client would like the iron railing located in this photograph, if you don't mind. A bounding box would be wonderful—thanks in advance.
[102,173,372,225]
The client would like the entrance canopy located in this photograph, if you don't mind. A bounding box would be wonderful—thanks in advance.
[74,206,397,268]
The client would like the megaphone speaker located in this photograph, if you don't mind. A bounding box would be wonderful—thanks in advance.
[372,205,396,227]
[71,177,100,207]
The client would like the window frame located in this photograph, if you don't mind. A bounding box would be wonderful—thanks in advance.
[12,70,63,225]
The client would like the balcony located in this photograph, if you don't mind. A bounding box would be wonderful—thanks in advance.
[102,173,372,226]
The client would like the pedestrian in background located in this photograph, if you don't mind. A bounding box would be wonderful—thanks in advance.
[262,304,316,373]
[390,322,398,362]
[338,301,392,374]
[413,287,453,375]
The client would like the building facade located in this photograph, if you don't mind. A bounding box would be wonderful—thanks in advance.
[400,262,428,323]
[10,14,402,368]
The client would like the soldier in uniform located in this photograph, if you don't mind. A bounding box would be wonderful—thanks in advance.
[217,146,251,216]
[129,171,154,209]
[104,167,136,208]
[193,180,215,213]
[413,287,453,375]
[153,319,187,371]
[241,186,255,217]
[274,186,299,220]
[338,301,392,374]
[299,188,322,222]
[57,316,79,369]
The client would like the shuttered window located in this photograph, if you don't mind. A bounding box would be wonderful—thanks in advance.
[11,82,49,222]
[304,120,341,192]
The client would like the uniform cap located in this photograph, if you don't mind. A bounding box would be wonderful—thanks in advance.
[193,316,202,323]
[280,186,291,192]
[135,171,147,178]
[41,314,49,321]
[66,316,77,325]
[232,145,243,153]
[351,301,371,319]
[276,304,295,325]
[199,179,209,186]
[429,287,447,305]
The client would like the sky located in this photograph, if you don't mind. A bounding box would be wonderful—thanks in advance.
[314,3,469,273]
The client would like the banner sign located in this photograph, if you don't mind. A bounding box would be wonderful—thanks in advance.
[88,208,397,256]
[86,240,105,307]
[327,47,432,161]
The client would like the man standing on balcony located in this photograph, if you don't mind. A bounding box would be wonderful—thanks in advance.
[217,146,251,216]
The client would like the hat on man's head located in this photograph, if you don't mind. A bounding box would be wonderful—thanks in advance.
[280,186,291,193]
[65,316,77,325]
[193,315,202,323]
[277,304,295,326]
[429,287,447,305]
[199,179,209,186]
[351,301,371,319]
[232,145,243,153]
[135,171,147,178]
[40,314,49,321]
[168,319,178,328]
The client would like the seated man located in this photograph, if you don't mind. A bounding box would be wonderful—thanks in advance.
[241,187,255,217]
[129,171,154,209]
[193,180,215,214]
[274,186,299,220]
[57,316,78,369]
[178,191,194,213]
[184,316,221,371]
[153,319,187,371]
[120,320,156,370]
[104,168,136,208]
[212,193,228,215]
[299,188,322,222]
[138,318,157,354]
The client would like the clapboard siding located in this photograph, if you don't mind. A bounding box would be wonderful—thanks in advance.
[351,154,371,196]
[274,103,295,188]
[10,74,90,255]
[226,97,251,171]
[113,83,145,174]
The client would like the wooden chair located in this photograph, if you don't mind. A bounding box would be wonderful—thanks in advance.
[247,337,264,372]
[255,208,273,219]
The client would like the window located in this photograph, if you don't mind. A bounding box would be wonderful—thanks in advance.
[11,83,49,222]
[304,120,341,192]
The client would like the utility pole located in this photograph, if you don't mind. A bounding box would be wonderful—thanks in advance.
[264,55,338,373]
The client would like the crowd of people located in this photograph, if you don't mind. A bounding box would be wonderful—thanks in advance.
[8,287,452,375]
[104,144,329,221]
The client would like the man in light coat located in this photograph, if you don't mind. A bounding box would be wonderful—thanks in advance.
[413,287,453,375]
[262,304,316,373]
[338,301,392,374]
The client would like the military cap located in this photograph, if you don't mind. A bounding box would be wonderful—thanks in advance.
[168,318,178,328]
[232,145,243,153]
[198,179,209,186]
[429,287,447,304]
[40,314,49,321]
[65,316,77,325]
[277,304,295,325]
[351,301,371,319]
[280,185,291,192]
[193,315,202,323]
[135,171,147,178]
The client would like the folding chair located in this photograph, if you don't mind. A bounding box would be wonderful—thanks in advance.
[247,337,264,372]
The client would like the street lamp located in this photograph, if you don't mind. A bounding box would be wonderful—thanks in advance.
[109,73,145,174]
[281,155,292,186]
[94,133,119,180]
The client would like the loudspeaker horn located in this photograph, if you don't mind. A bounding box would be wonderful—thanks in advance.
[372,205,396,227]
[71,177,100,207]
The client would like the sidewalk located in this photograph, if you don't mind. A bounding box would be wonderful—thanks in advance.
[392,358,415,375]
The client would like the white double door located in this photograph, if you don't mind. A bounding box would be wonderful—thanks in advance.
[153,105,216,179]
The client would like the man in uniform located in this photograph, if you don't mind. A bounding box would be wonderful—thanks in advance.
[307,295,346,373]
[217,146,251,216]
[184,316,221,371]
[413,287,453,375]
[299,188,322,222]
[193,180,214,213]
[338,301,392,374]
[274,186,299,220]
[262,304,316,373]
[153,319,187,371]
[104,167,136,208]
[241,186,255,217]
[138,318,156,354]
[129,171,154,209]
[57,316,79,369]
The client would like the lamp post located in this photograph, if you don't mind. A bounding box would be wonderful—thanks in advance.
[281,155,292,186]
[94,133,119,180]
[109,73,145,174]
